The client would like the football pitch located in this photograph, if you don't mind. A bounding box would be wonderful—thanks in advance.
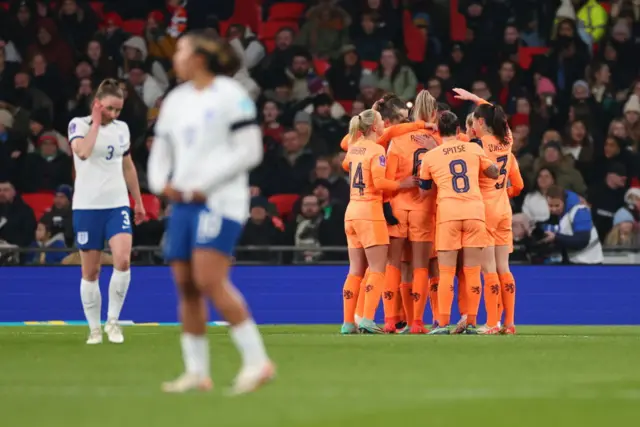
[2,325,640,426]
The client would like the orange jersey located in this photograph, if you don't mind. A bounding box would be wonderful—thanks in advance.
[339,122,425,152]
[343,138,398,221]
[386,129,442,211]
[479,134,512,204]
[420,138,494,223]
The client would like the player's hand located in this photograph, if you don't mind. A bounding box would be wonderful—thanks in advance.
[134,203,146,224]
[541,231,556,243]
[423,122,438,132]
[452,88,480,103]
[383,202,399,226]
[91,100,104,124]
[162,185,182,202]
[413,134,438,150]
[398,176,419,189]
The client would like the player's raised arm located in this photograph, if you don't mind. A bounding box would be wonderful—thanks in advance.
[507,152,524,198]
[196,92,263,193]
[481,156,499,179]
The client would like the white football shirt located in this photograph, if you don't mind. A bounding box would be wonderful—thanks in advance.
[148,76,262,223]
[68,117,131,210]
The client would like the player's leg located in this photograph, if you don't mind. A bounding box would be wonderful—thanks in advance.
[359,220,390,334]
[428,256,439,328]
[162,260,212,393]
[383,212,408,332]
[354,268,368,327]
[398,258,413,332]
[104,207,133,343]
[496,244,516,334]
[342,221,365,334]
[456,252,467,327]
[73,209,105,344]
[455,220,486,334]
[192,209,273,395]
[410,240,431,333]
[429,221,461,334]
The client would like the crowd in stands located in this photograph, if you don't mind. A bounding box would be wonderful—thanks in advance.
[0,0,639,265]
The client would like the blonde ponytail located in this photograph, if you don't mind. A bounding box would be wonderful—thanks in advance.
[348,109,378,144]
[412,90,437,123]
[95,78,123,100]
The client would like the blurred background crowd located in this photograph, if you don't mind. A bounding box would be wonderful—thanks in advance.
[0,0,639,265]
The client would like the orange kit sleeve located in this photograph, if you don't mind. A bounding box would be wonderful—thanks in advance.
[371,152,400,193]
[376,121,426,150]
[342,157,349,172]
[340,135,350,152]
[507,153,524,198]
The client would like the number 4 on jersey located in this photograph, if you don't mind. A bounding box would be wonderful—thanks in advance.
[349,162,366,196]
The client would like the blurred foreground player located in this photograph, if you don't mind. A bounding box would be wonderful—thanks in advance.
[148,31,274,394]
[69,79,145,345]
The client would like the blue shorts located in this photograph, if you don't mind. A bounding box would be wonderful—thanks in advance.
[73,206,132,250]
[164,203,243,262]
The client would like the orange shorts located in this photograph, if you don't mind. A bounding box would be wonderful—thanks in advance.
[486,213,512,247]
[436,220,487,252]
[345,220,389,249]
[401,240,412,263]
[388,209,433,242]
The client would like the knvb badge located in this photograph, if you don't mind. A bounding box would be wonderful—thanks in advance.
[379,155,386,167]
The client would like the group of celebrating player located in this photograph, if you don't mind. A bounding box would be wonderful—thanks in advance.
[340,87,524,336]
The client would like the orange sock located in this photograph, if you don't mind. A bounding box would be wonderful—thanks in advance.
[355,269,369,319]
[342,275,363,323]
[463,266,482,326]
[429,276,440,324]
[438,265,456,326]
[395,286,405,322]
[399,282,413,323]
[483,272,500,327]
[411,268,429,324]
[457,270,467,316]
[383,265,401,323]
[498,291,504,324]
[499,272,516,326]
[363,271,385,321]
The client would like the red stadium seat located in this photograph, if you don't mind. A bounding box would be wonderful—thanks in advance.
[263,39,276,53]
[361,60,378,71]
[259,21,298,40]
[219,20,231,37]
[89,2,104,19]
[141,194,161,220]
[600,2,611,14]
[337,100,353,114]
[313,58,330,77]
[122,19,145,36]
[268,194,300,220]
[0,3,9,11]
[22,193,54,221]
[518,47,549,70]
[269,3,305,21]
[449,0,467,42]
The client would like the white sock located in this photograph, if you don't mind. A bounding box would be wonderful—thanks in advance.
[230,319,269,368]
[107,269,131,321]
[180,333,210,377]
[80,279,102,330]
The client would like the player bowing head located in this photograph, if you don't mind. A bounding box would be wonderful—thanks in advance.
[375,93,409,125]
[472,103,509,144]
[68,77,145,345]
[148,29,274,394]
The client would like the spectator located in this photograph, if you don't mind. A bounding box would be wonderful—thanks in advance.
[237,196,284,263]
[542,185,604,264]
[326,45,364,101]
[499,24,526,65]
[563,118,594,180]
[145,10,177,69]
[96,12,129,64]
[534,141,587,196]
[447,42,473,90]
[310,94,346,154]
[66,76,93,121]
[226,24,266,71]
[294,111,327,158]
[353,12,388,62]
[261,100,284,147]
[229,38,261,101]
[0,42,20,96]
[28,18,75,78]
[314,157,349,205]
[548,17,590,96]
[6,1,38,59]
[125,61,163,109]
[28,52,64,111]
[606,188,640,248]
[375,48,417,102]
[28,108,70,155]
[510,114,535,187]
[492,60,521,114]
[132,128,154,193]
[310,178,347,249]
[260,28,296,89]
[522,167,556,224]
[86,38,117,81]
[0,109,26,186]
[358,72,380,108]
[117,79,148,142]
[588,162,629,240]
[57,0,98,53]
[588,61,617,122]
[286,49,315,102]
[258,128,316,197]
[591,135,636,185]
[40,184,74,246]
[120,36,170,91]
[0,181,36,248]
[295,0,350,60]
[22,133,73,192]
[25,220,68,264]
[623,94,640,150]
[608,117,630,141]
[14,71,54,120]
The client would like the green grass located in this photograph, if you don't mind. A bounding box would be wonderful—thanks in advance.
[2,326,640,426]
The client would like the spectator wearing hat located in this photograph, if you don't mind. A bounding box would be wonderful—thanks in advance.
[534,140,587,196]
[126,60,164,108]
[0,108,26,187]
[326,44,364,101]
[376,47,418,102]
[588,162,629,240]
[257,128,316,197]
[57,0,99,53]
[310,94,347,154]
[358,72,380,108]
[0,181,36,250]
[120,36,170,91]
[352,12,389,63]
[27,18,75,78]
[605,188,640,248]
[0,42,20,96]
[236,196,284,263]
[28,108,69,155]
[623,94,640,149]
[95,12,129,64]
[41,184,74,246]
[293,110,328,157]
[21,132,73,192]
